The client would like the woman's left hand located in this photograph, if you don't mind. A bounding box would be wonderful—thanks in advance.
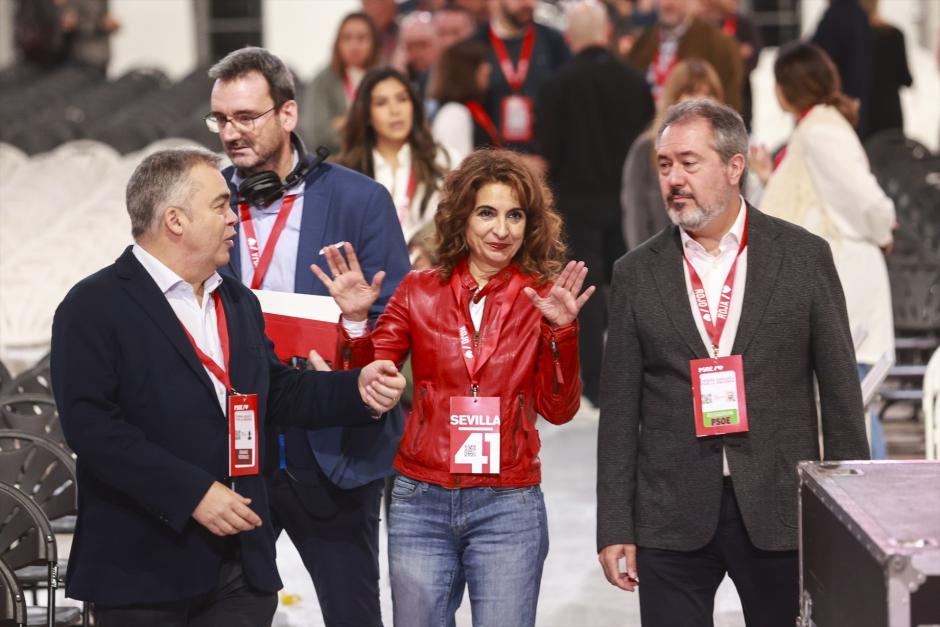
[523,260,595,328]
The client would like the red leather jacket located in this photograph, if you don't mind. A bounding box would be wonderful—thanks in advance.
[338,261,581,488]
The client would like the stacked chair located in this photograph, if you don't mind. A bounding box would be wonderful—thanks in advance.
[865,130,940,423]
[0,356,82,626]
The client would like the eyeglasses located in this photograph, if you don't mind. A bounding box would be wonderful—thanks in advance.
[204,105,277,133]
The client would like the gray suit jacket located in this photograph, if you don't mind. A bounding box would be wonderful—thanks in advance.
[597,204,869,553]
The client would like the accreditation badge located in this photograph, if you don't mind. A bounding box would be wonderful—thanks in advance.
[449,396,501,474]
[500,95,533,142]
[690,355,749,437]
[228,393,260,476]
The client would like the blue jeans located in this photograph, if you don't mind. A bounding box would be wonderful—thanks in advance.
[858,363,887,459]
[388,475,549,627]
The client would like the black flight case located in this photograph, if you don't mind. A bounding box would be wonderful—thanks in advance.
[798,460,940,627]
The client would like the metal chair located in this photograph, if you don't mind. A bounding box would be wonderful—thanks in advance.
[0,397,68,453]
[0,429,77,596]
[0,482,79,626]
[0,555,27,626]
[1,363,52,398]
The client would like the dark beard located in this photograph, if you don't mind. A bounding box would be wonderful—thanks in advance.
[503,7,532,30]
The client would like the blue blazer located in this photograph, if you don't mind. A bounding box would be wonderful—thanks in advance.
[50,247,375,605]
[222,161,410,489]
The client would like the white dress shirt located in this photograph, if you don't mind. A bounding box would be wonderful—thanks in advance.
[372,144,459,244]
[132,244,227,411]
[679,197,748,476]
[232,150,306,293]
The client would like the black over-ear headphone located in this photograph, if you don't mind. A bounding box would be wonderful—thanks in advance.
[237,132,330,206]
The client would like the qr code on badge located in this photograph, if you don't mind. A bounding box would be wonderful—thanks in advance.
[465,444,478,457]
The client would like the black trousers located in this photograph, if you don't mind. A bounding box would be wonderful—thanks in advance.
[637,479,799,627]
[269,467,384,627]
[562,204,625,405]
[94,551,277,627]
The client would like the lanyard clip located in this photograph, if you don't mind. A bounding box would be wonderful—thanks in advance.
[711,345,719,359]
[471,384,479,398]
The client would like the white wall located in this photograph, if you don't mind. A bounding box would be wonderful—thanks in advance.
[263,0,358,81]
[0,0,14,69]
[109,0,198,80]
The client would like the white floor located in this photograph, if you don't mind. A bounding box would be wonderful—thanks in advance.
[273,404,747,627]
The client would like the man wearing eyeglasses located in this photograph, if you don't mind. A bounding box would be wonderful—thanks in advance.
[206,47,409,627]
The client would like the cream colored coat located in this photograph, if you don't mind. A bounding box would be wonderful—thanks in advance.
[760,105,895,364]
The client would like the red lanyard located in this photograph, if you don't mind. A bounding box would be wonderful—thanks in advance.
[395,167,417,225]
[238,194,298,290]
[651,45,678,89]
[342,72,357,104]
[682,211,748,356]
[449,267,525,393]
[773,107,815,171]
[489,25,536,92]
[179,291,233,392]
[465,101,501,146]
[722,14,738,37]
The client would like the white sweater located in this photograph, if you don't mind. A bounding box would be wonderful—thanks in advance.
[760,105,896,364]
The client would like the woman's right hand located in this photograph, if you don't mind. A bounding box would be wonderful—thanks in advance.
[310,242,385,322]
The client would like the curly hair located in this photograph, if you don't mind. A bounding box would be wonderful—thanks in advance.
[433,149,566,285]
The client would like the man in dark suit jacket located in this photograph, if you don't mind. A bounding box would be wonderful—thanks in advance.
[50,148,405,626]
[472,0,570,154]
[596,100,869,626]
[535,0,653,407]
[812,0,873,138]
[627,0,742,111]
[206,47,410,627]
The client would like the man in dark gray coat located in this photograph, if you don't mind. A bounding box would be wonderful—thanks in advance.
[596,99,869,627]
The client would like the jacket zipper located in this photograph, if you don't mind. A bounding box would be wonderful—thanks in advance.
[550,337,564,394]
[512,393,525,460]
[410,385,427,451]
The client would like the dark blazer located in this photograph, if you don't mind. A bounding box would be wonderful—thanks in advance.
[536,45,653,217]
[812,0,872,138]
[50,247,375,605]
[473,22,570,153]
[596,205,869,554]
[628,18,744,113]
[222,160,410,489]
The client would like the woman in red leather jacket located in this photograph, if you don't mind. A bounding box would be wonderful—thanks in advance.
[313,149,594,627]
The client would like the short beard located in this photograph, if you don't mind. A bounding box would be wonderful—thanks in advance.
[666,191,731,232]
[503,7,533,30]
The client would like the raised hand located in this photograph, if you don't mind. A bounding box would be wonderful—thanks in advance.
[310,242,385,322]
[192,481,262,536]
[358,359,406,416]
[523,260,595,327]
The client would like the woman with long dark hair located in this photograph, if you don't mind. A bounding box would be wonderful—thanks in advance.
[428,39,494,154]
[303,12,380,155]
[338,66,456,244]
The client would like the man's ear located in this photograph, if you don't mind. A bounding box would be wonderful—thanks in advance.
[163,206,186,236]
[727,153,746,187]
[279,99,298,133]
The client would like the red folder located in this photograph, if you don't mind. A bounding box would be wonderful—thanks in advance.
[252,290,342,363]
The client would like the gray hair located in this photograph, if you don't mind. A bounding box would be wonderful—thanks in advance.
[657,99,749,187]
[126,148,222,239]
[208,46,296,106]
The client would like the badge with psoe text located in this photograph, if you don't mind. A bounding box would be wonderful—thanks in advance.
[449,396,501,474]
[500,95,533,142]
[690,355,749,437]
[228,393,260,476]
